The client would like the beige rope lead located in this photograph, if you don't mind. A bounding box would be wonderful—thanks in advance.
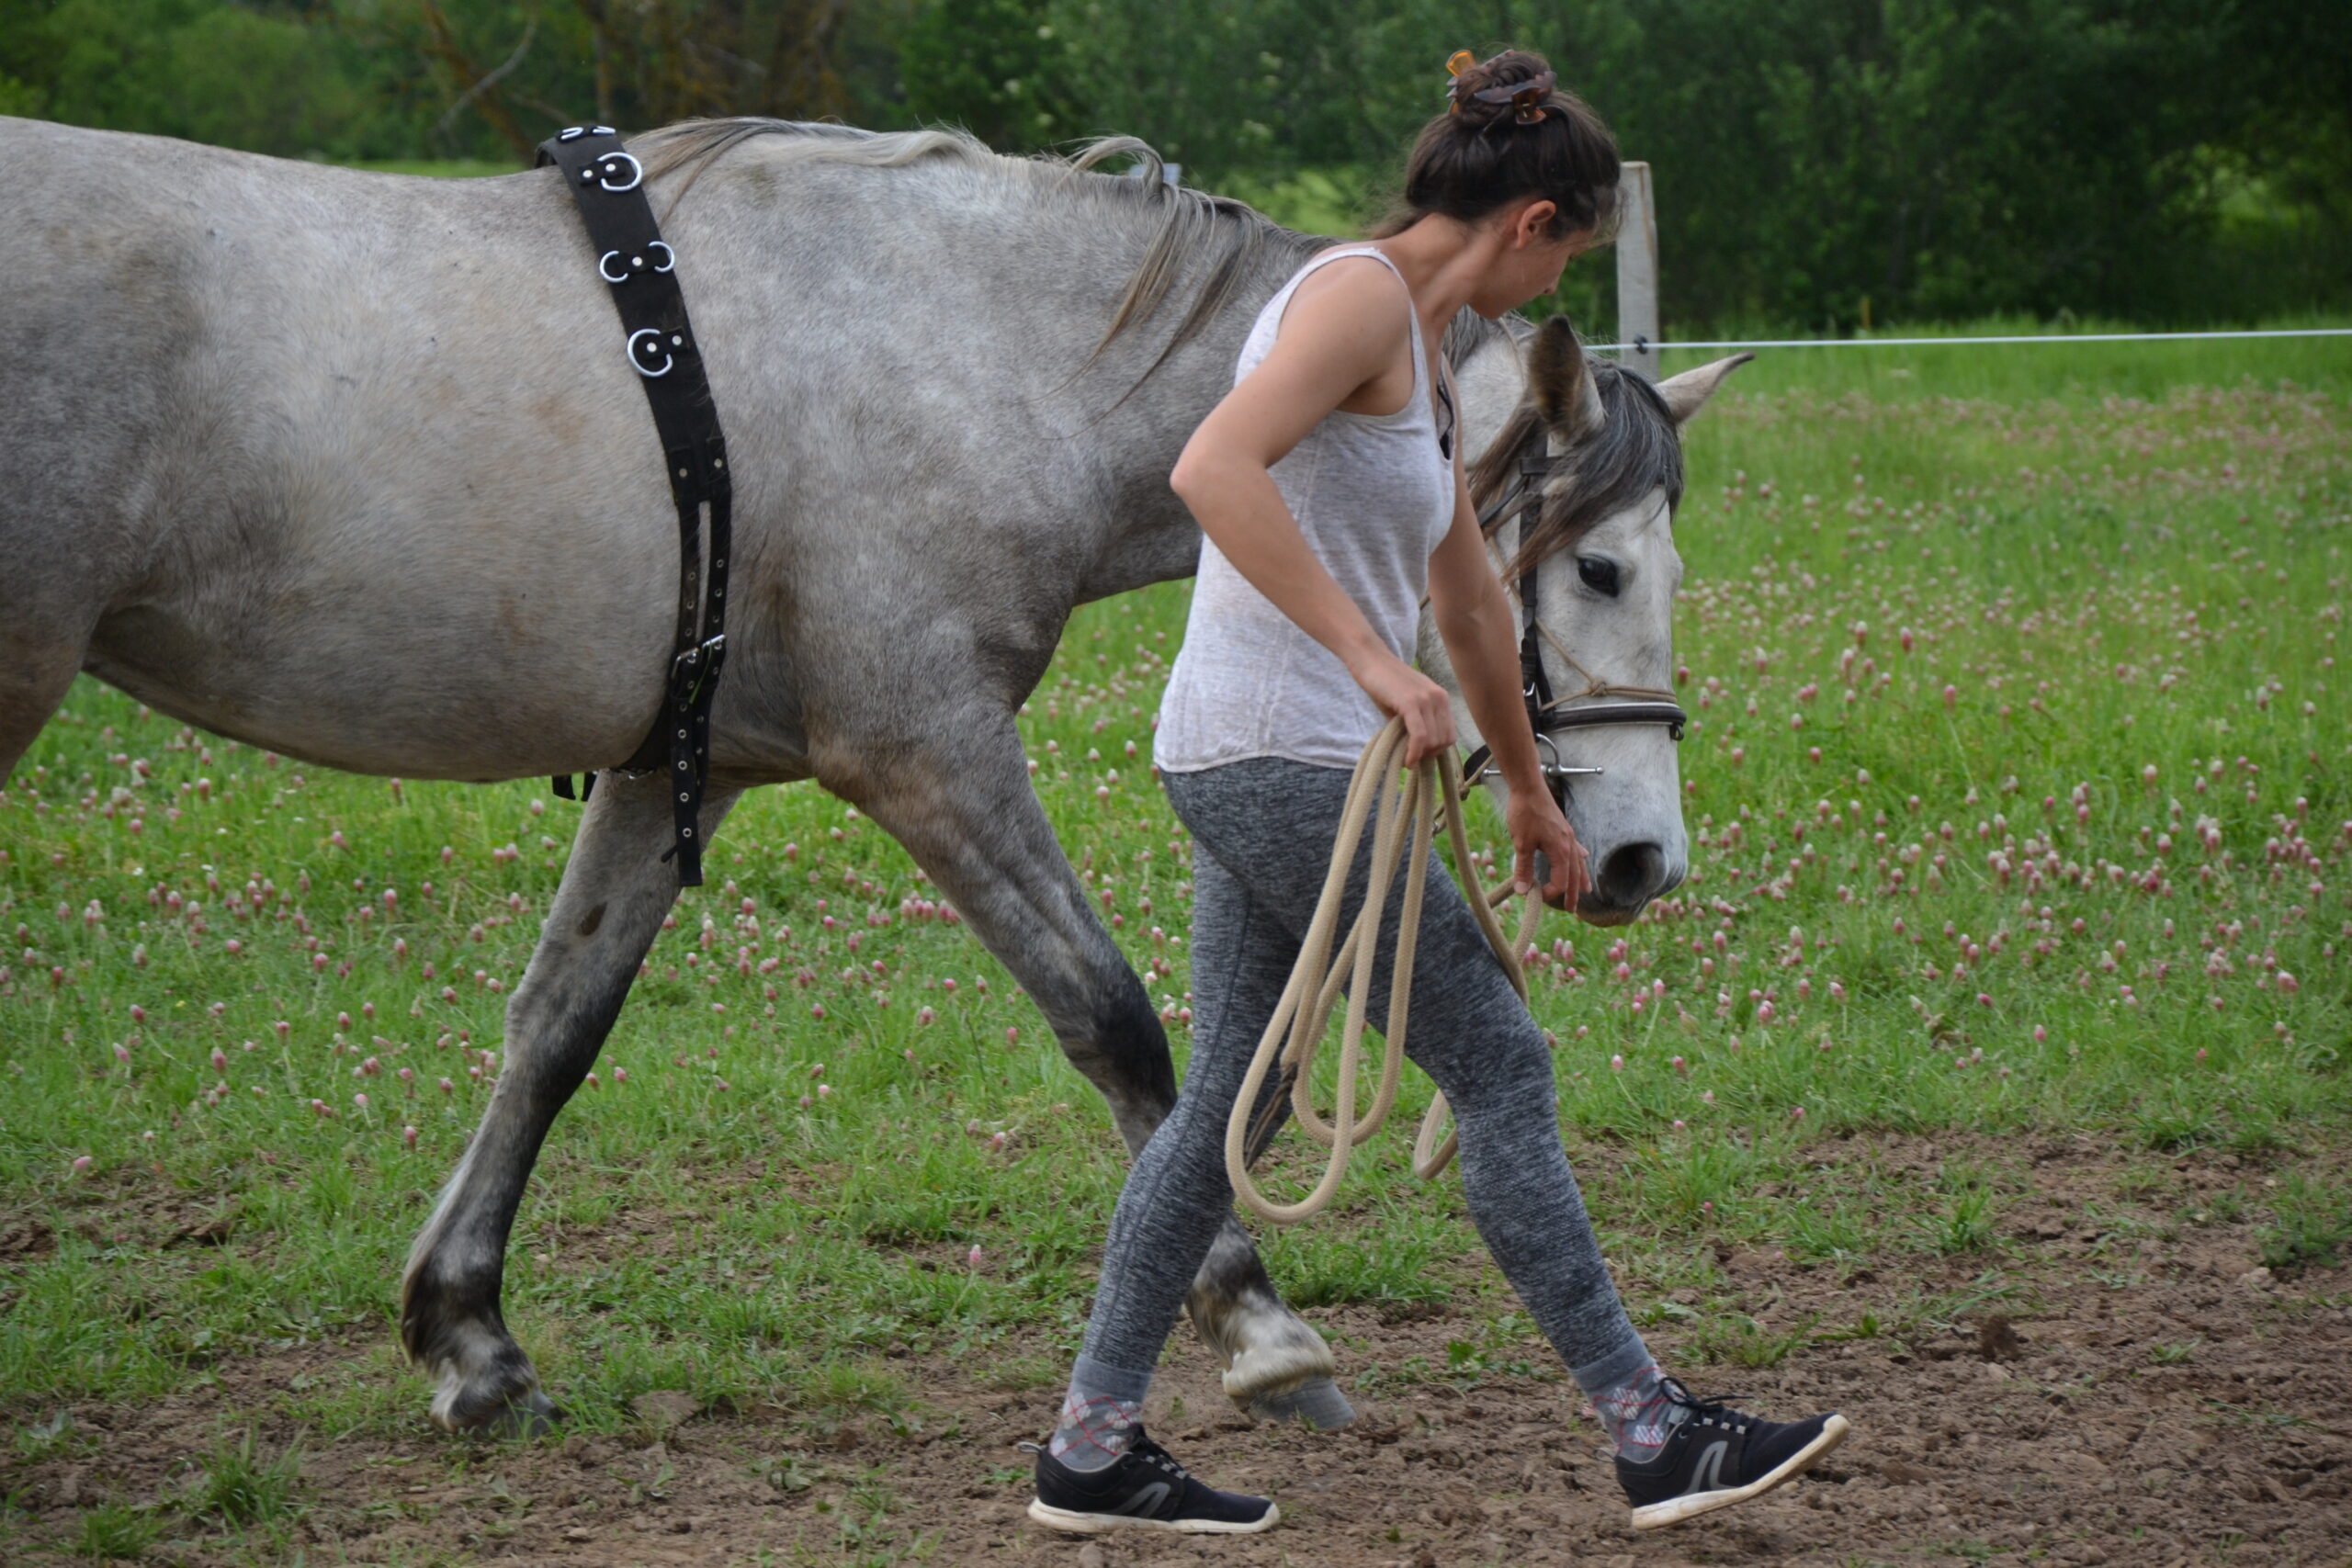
[1224,716,1545,1225]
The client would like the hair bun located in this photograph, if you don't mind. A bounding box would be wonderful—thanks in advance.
[1385,45,1617,246]
[1445,49,1560,128]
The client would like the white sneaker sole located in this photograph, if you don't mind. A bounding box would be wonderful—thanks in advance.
[1628,1413,1850,1531]
[1027,1499,1282,1536]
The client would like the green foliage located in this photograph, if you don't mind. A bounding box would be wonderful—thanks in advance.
[34,0,363,152]
[0,73,43,116]
[902,0,2352,328]
[4,0,2343,324]
[900,0,1079,152]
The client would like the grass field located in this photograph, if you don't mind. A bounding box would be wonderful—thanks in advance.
[2,331,2348,1565]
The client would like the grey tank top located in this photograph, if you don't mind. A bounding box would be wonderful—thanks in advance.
[1155,246,1456,773]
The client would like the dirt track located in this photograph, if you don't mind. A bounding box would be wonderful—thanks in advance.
[7,1133,2349,1566]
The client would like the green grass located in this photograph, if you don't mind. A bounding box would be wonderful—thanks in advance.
[1918,1180,2002,1257]
[184,1427,304,1527]
[72,1496,162,1560]
[1688,1312,1818,1370]
[2257,1173,2352,1272]
[0,331,2346,1497]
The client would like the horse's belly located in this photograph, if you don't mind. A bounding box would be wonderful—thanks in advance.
[86,566,671,783]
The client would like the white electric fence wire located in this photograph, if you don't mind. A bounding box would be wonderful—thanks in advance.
[1592,327,2352,354]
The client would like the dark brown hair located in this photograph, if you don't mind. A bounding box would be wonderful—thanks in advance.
[1372,50,1621,243]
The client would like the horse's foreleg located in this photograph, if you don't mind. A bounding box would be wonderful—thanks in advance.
[0,615,91,781]
[399,768,740,1432]
[838,720,1348,1426]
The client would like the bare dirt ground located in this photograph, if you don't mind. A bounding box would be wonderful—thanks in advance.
[7,1133,2349,1568]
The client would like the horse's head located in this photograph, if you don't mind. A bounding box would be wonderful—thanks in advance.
[1425,315,1749,926]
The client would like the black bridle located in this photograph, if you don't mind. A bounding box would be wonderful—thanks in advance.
[1456,432,1689,799]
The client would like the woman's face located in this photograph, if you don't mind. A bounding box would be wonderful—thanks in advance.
[1471,201,1590,316]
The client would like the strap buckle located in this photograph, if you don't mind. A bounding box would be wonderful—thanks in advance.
[669,632,727,692]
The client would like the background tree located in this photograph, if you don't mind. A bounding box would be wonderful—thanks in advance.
[3,0,2344,328]
[899,0,1078,152]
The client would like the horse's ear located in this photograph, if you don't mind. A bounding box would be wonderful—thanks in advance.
[1527,315,1605,442]
[1656,353,1755,425]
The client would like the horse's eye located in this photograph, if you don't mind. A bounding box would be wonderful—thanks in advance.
[1577,557,1621,596]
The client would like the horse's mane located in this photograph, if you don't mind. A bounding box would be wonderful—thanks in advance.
[634,118,1344,390]
[1469,355,1685,578]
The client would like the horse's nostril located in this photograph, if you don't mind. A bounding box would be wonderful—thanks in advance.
[1596,842,1667,908]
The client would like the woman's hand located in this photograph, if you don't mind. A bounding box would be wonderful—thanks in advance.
[1505,784,1592,907]
[1351,652,1456,767]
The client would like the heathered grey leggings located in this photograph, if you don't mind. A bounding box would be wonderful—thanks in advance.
[1077,757,1651,1398]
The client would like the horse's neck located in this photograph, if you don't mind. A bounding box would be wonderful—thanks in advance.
[1065,264,1313,604]
[709,143,1323,604]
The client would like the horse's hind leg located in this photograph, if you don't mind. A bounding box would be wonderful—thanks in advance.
[836,716,1350,1427]
[400,768,741,1432]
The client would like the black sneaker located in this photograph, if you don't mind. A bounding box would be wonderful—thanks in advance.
[1615,1380,1849,1530]
[1027,1428,1279,1535]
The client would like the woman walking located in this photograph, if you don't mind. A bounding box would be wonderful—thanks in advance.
[1029,50,1849,1536]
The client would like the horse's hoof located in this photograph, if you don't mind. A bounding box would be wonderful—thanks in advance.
[1221,1320,1347,1428]
[1239,1375,1357,1430]
[424,1338,557,1435]
[484,1390,562,1438]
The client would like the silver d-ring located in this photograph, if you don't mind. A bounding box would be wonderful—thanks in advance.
[647,241,674,273]
[596,152,643,193]
[627,328,673,378]
[597,249,629,284]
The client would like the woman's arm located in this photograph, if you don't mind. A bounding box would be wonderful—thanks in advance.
[1169,258,1458,761]
[1427,406,1592,904]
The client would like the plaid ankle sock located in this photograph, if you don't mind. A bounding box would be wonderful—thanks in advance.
[1046,1357,1151,1473]
[1048,1393,1142,1473]
[1590,1363,1690,1462]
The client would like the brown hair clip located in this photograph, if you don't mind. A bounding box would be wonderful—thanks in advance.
[1444,51,1556,125]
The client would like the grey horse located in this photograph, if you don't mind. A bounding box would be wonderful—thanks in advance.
[0,113,1744,1432]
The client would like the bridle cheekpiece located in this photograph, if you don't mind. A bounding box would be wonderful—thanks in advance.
[1458,430,1689,799]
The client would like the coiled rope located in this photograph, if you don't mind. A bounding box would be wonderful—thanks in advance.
[1223,715,1545,1224]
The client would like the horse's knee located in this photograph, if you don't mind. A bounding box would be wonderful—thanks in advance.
[1068,964,1176,1100]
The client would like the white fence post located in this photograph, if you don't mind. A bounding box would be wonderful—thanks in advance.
[1614,161,1659,382]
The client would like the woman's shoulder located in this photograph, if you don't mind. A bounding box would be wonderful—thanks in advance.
[1264,252,1414,359]
[1286,247,1413,316]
